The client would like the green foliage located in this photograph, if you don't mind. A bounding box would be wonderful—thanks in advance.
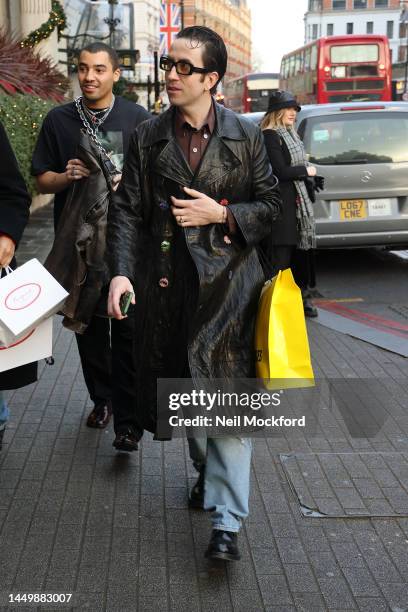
[0,93,56,194]
[113,77,139,103]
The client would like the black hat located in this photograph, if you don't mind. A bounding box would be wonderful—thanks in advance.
[266,90,301,113]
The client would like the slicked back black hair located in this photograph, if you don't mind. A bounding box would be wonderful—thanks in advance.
[176,26,227,95]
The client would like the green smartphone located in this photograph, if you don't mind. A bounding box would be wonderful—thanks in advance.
[119,291,134,316]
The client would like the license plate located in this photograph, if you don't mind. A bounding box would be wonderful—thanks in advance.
[368,199,392,217]
[339,200,367,220]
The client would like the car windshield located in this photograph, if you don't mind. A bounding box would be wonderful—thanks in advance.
[302,112,408,165]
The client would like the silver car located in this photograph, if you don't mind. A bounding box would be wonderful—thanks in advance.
[245,102,408,248]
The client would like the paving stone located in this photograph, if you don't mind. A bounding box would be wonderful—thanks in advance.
[258,575,293,606]
[318,577,357,609]
[341,566,381,598]
[275,538,308,564]
[284,563,319,593]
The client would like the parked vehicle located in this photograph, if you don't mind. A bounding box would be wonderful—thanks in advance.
[245,101,408,248]
[279,35,392,105]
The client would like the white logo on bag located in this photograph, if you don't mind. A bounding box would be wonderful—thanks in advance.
[5,283,42,310]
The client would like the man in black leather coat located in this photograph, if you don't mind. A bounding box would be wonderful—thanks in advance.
[108,27,281,561]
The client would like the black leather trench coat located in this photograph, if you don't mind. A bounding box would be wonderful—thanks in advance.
[108,103,281,434]
[45,132,111,333]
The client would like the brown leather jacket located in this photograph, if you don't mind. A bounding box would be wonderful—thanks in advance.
[45,132,112,333]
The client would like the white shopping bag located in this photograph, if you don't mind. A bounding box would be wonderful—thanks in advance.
[0,259,68,340]
[0,317,52,373]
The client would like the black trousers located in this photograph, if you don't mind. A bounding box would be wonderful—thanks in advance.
[75,307,140,435]
[269,245,316,290]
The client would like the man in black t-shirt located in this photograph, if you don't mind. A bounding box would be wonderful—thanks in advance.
[32,43,150,448]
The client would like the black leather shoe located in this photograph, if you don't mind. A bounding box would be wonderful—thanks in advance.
[113,429,139,452]
[303,298,318,318]
[205,529,241,561]
[189,468,205,509]
[86,400,112,429]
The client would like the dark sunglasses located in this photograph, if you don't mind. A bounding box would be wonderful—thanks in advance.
[159,55,210,76]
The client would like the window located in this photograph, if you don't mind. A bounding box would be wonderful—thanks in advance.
[332,0,346,9]
[353,0,367,8]
[281,58,289,79]
[366,21,373,34]
[327,23,334,36]
[312,23,318,40]
[386,21,394,39]
[303,113,408,165]
[289,55,296,76]
[304,47,312,71]
[310,44,318,69]
[347,23,354,34]
[331,44,379,63]
[375,0,388,6]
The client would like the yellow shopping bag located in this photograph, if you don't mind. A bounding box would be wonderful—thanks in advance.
[255,268,314,387]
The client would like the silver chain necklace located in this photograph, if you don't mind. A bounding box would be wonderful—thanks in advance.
[74,95,120,174]
[82,95,115,130]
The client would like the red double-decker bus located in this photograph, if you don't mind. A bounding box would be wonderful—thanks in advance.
[223,73,280,113]
[279,35,391,104]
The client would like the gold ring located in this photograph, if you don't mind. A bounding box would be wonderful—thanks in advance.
[180,216,184,224]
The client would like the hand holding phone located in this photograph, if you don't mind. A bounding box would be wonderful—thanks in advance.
[119,291,134,316]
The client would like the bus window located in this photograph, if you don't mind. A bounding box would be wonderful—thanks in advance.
[311,44,318,70]
[294,53,300,74]
[289,55,295,76]
[304,47,311,72]
[299,49,305,72]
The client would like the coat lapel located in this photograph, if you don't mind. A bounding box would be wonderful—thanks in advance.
[192,103,246,188]
[152,138,194,186]
[144,103,248,188]
[192,134,241,189]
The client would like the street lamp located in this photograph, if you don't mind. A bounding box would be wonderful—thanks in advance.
[104,0,121,48]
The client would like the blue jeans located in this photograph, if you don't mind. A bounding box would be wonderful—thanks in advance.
[0,391,9,430]
[188,436,252,532]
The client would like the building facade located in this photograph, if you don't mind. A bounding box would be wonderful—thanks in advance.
[183,0,252,81]
[0,0,61,63]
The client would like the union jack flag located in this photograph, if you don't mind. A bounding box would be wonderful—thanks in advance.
[159,2,181,56]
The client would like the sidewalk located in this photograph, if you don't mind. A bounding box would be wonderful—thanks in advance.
[1,203,408,611]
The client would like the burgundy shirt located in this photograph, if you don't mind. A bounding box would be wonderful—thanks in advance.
[174,102,236,233]
[174,103,215,173]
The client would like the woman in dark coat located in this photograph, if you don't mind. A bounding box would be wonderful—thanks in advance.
[262,90,319,317]
[0,121,37,449]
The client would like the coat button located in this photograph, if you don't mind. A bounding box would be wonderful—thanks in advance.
[160,240,171,252]
[159,277,169,288]
[228,270,233,280]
